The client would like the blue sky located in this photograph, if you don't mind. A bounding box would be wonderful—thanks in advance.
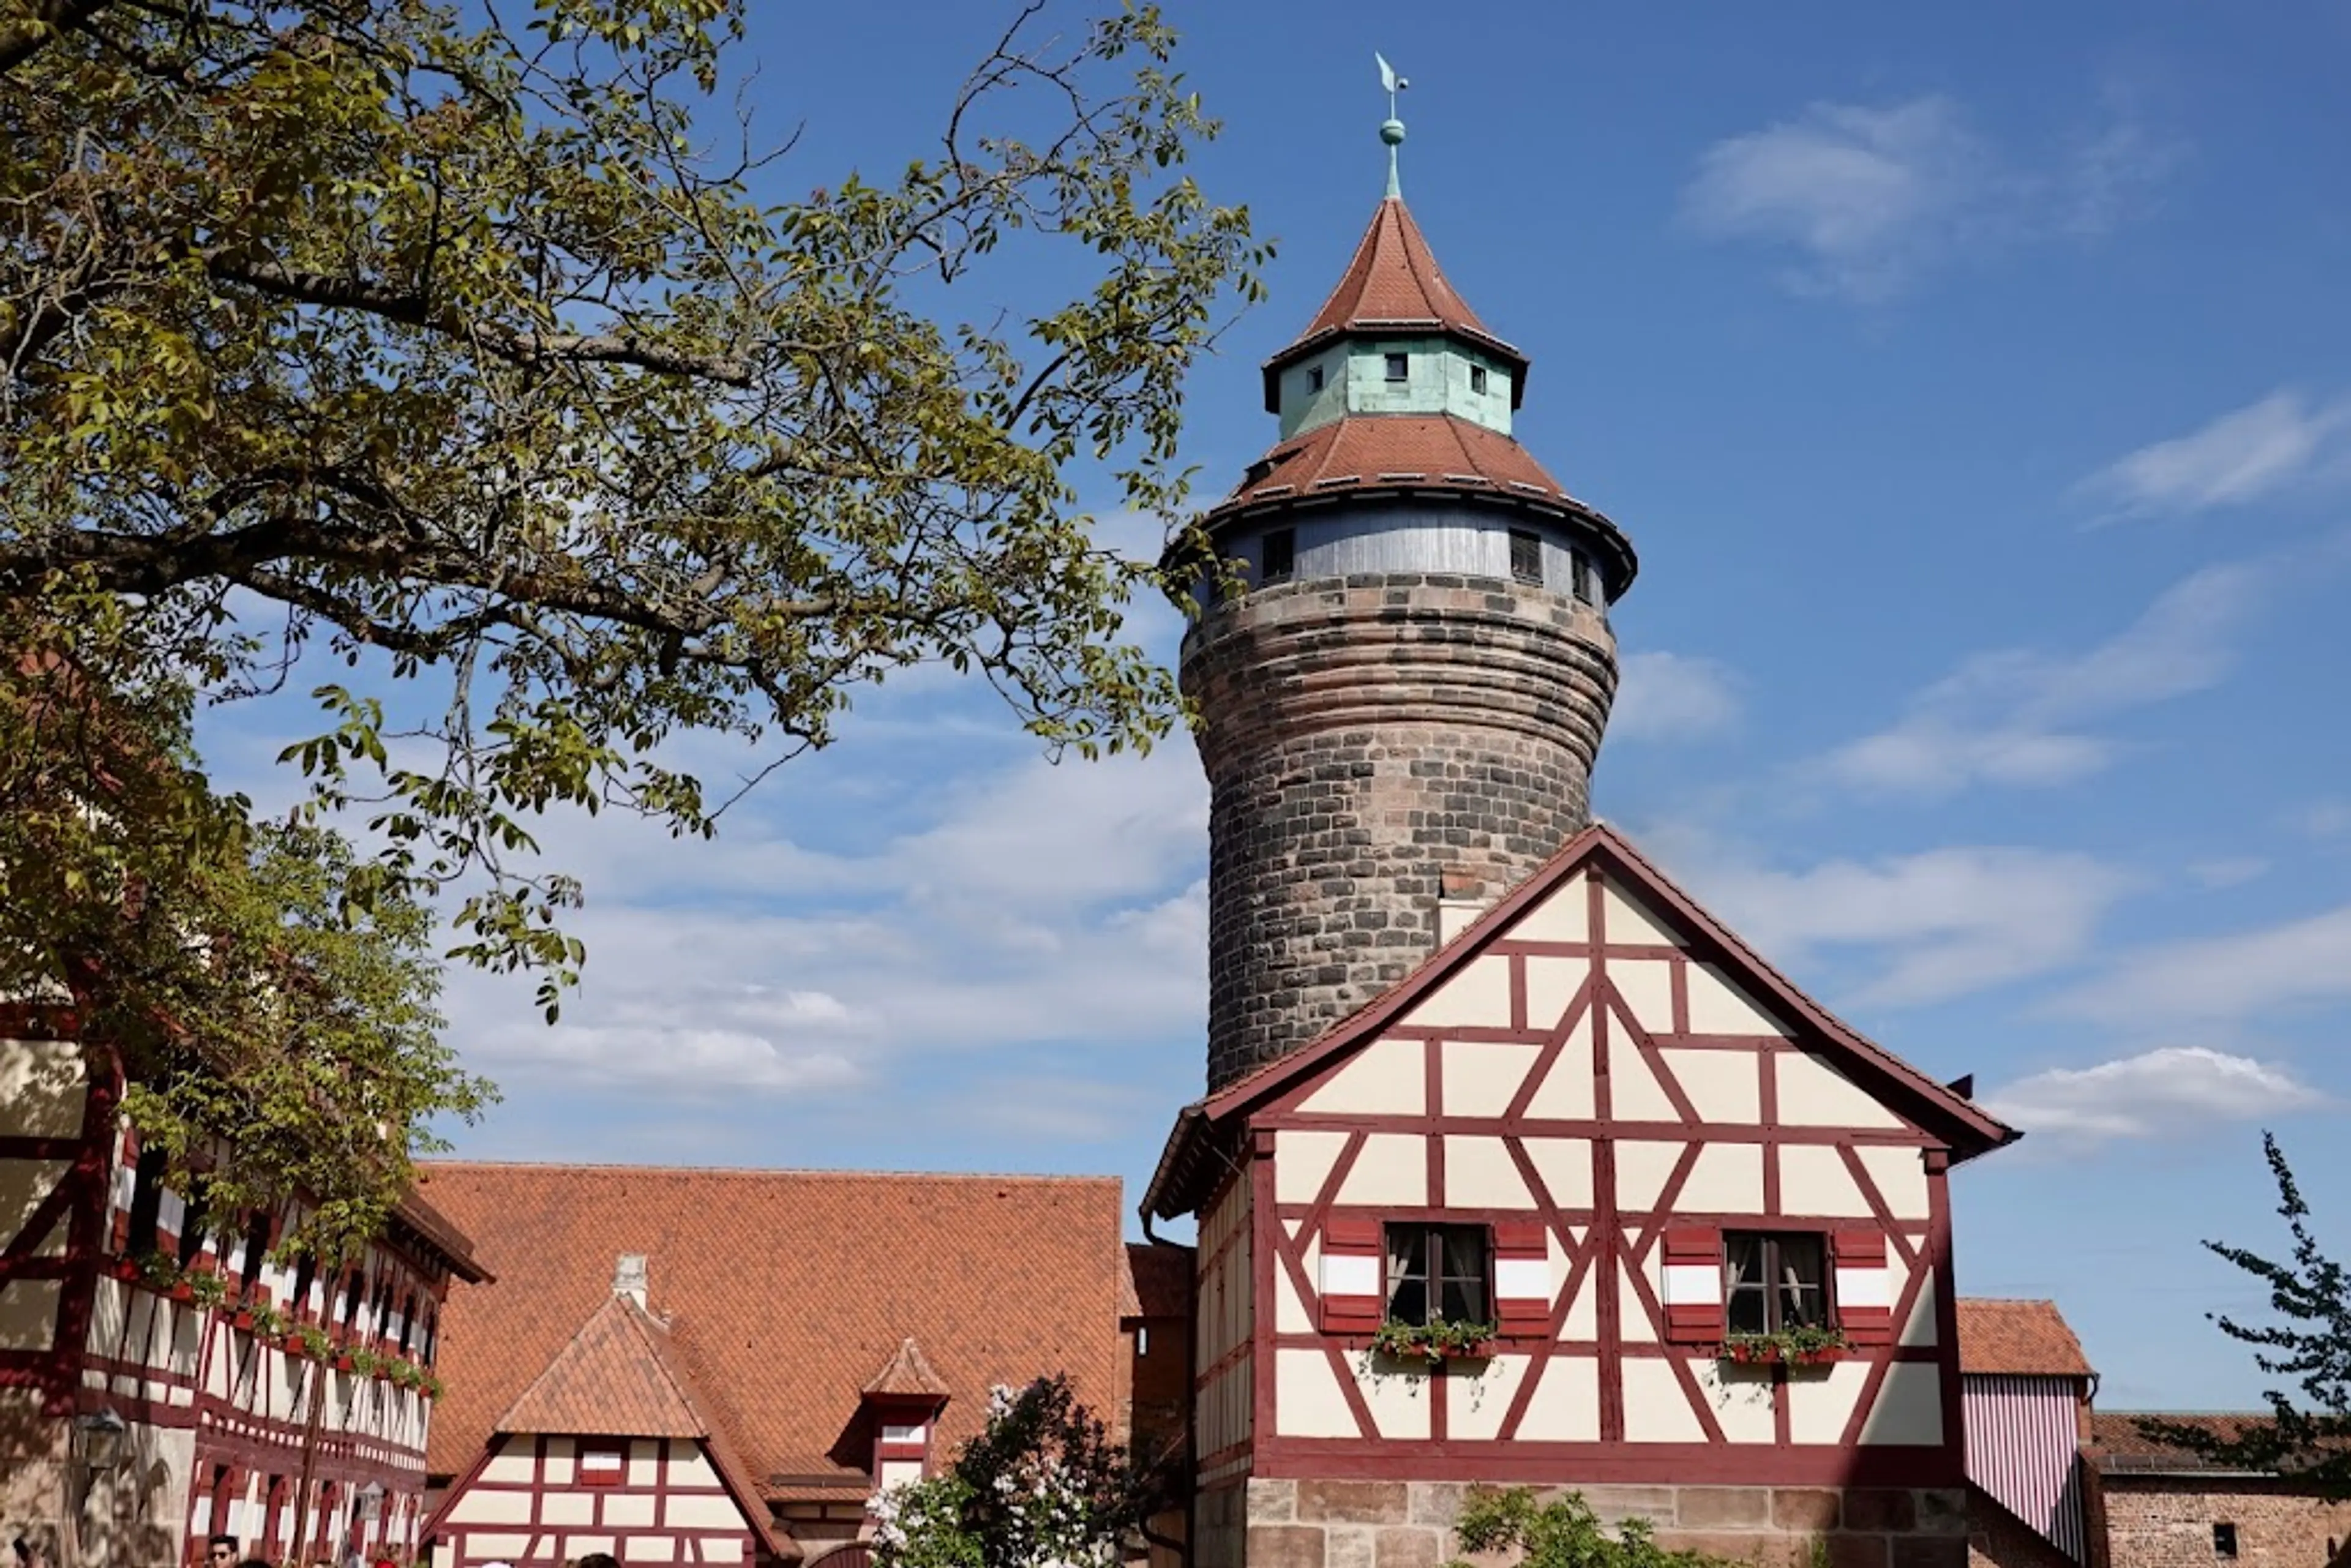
[206,1,2351,1409]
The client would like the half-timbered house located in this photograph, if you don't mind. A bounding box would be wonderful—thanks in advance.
[415,1164,1149,1568]
[1,1030,486,1566]
[1145,827,2018,1568]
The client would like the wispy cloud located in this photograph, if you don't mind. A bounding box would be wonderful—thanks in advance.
[1982,1046,2326,1151]
[2082,391,2351,519]
[1612,651,1742,744]
[2051,903,2351,1030]
[1682,89,2179,301]
[1820,562,2265,798]
[1689,844,2133,1007]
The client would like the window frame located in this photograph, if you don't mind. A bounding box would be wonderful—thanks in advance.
[1261,528,1296,584]
[1306,365,1325,394]
[1469,364,1489,395]
[2211,1524,2238,1559]
[1383,351,1409,383]
[1381,1221,1493,1327]
[1722,1228,1831,1335]
[577,1438,628,1488]
[1508,528,1543,587]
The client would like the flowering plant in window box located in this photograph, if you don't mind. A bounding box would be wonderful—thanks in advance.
[289,1324,332,1361]
[242,1300,286,1338]
[186,1268,230,1310]
[1720,1326,1848,1366]
[1370,1318,1498,1364]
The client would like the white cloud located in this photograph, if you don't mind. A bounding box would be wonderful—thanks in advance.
[2188,857,2269,890]
[2052,903,2351,1029]
[2083,391,2351,517]
[1689,845,2133,1007]
[1820,561,2265,798]
[438,745,1212,1098]
[1612,651,1742,744]
[1684,91,2178,301]
[1982,1046,2326,1150]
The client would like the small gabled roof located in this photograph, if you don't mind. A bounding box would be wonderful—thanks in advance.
[1261,197,1529,410]
[1957,1299,2096,1379]
[462,1291,792,1561]
[497,1292,703,1437]
[862,1337,950,1400]
[1144,821,2017,1220]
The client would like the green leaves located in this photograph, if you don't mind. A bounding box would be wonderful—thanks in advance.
[1449,1488,1747,1568]
[2144,1133,2351,1498]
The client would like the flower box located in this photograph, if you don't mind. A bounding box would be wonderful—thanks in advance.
[1719,1331,1849,1367]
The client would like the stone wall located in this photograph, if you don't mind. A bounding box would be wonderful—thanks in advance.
[1232,1478,1971,1568]
[2100,1478,2351,1568]
[1182,572,1617,1090]
[1967,1486,2080,1568]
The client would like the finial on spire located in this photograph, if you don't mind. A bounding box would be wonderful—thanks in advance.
[1375,51,1409,198]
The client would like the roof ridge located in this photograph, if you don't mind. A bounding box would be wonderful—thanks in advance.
[420,1160,1119,1185]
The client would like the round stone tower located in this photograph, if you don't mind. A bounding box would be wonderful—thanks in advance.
[1177,156,1638,1092]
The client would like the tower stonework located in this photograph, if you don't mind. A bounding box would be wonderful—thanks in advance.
[1179,195,1637,1091]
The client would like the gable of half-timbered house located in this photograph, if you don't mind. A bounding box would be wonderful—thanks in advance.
[1147,823,2016,1504]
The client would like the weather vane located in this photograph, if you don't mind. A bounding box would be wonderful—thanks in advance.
[1376,52,1409,198]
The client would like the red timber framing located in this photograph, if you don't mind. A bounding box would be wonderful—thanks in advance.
[1147,823,2015,1490]
[427,1433,771,1568]
[2,1018,483,1566]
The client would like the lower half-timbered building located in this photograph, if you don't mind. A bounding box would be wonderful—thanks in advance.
[414,1164,1157,1568]
[0,1028,486,1567]
[1145,826,2019,1568]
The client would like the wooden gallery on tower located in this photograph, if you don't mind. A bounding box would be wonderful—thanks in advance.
[1142,107,2020,1568]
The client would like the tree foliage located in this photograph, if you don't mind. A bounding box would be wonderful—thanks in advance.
[0,587,493,1251]
[2139,1132,2350,1498]
[2,0,1265,1014]
[1447,1487,1745,1568]
[873,1375,1161,1568]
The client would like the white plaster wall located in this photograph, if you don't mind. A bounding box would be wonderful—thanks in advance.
[1298,1038,1425,1116]
[1777,1052,1903,1128]
[1777,1144,1873,1217]
[1442,1136,1534,1207]
[1862,1363,1946,1446]
[1274,1349,1354,1438]
[1335,1136,1425,1207]
[1443,1042,1538,1117]
[1445,1355,1529,1441]
[1401,955,1513,1029]
[1787,1361,1871,1444]
[1600,883,1682,947]
[1692,1357,1778,1444]
[1518,1138,1592,1208]
[1513,881,1589,943]
[1663,1049,1761,1123]
[1619,1359,1705,1441]
[1513,1356,1598,1441]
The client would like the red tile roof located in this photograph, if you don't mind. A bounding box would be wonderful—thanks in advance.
[1217,413,1565,512]
[2089,1412,2279,1475]
[862,1337,950,1399]
[1297,198,1504,346]
[497,1292,705,1437]
[459,1289,793,1560]
[418,1164,1128,1501]
[1957,1299,2096,1379]
[1261,197,1527,410]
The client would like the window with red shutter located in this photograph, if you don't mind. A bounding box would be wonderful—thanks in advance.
[1493,1221,1550,1336]
[1660,1226,1724,1344]
[1832,1229,1893,1345]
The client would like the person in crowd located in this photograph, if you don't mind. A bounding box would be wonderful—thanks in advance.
[578,1553,621,1568]
[205,1537,239,1567]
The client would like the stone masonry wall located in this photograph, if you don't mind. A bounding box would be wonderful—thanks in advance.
[1237,1479,1971,1568]
[1967,1487,2080,1568]
[2101,1479,2351,1568]
[1182,572,1617,1090]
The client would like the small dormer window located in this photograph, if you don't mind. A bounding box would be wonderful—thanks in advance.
[1306,366,1324,393]
[1470,364,1489,395]
[1384,352,1408,383]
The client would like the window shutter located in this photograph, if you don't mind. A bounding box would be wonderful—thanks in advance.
[1319,1216,1385,1332]
[1833,1229,1893,1346]
[1660,1226,1724,1345]
[1493,1221,1551,1336]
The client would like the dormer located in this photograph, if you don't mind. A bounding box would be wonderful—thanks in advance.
[861,1337,950,1494]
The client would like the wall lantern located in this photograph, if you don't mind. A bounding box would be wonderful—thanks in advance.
[73,1409,127,1474]
[355,1482,384,1523]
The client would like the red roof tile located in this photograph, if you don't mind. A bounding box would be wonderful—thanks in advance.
[497,1293,705,1437]
[1957,1299,2095,1379]
[418,1164,1127,1500]
[862,1337,950,1399]
[1213,413,1567,517]
[1288,198,1512,355]
[2089,1412,2280,1474]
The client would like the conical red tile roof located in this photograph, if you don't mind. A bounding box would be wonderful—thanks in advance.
[861,1336,950,1398]
[1262,197,1527,411]
[1300,197,1498,343]
[495,1291,707,1438]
